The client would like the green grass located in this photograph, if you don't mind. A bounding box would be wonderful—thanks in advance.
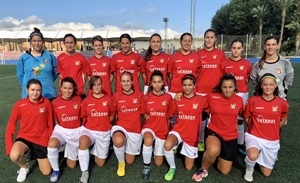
[0,64,299,183]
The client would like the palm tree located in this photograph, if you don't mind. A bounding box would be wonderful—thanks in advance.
[251,4,269,53]
[274,0,295,51]
[286,21,300,56]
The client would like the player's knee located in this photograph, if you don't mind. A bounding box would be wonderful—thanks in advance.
[79,136,90,149]
[219,168,230,175]
[247,153,258,161]
[143,138,153,147]
[164,141,174,151]
[9,151,21,163]
[40,167,51,176]
[262,171,272,177]
[206,147,220,157]
[48,138,60,148]
[185,165,193,171]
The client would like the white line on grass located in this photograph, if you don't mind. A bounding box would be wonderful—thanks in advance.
[0,75,16,80]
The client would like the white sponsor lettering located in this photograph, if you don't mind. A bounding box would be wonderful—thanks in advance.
[256,115,275,124]
[90,109,108,117]
[120,106,138,113]
[61,114,78,122]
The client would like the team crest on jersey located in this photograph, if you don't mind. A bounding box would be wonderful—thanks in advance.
[160,59,164,63]
[272,106,278,112]
[43,58,48,63]
[102,101,107,106]
[75,60,80,65]
[102,62,107,67]
[213,55,217,59]
[276,68,281,74]
[162,101,167,106]
[131,60,135,64]
[133,98,138,104]
[193,103,198,109]
[73,104,78,109]
[189,59,194,63]
[39,107,45,113]
[239,65,244,70]
[230,103,236,109]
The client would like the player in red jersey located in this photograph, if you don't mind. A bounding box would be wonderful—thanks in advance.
[221,39,252,155]
[57,34,89,99]
[168,32,200,97]
[164,74,208,181]
[112,71,144,177]
[192,74,243,182]
[5,79,53,182]
[196,28,227,152]
[87,35,113,96]
[141,70,173,180]
[243,73,288,182]
[47,77,81,182]
[111,33,142,93]
[78,76,116,183]
[141,33,169,94]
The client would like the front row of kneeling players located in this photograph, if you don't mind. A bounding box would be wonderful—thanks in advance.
[5,70,288,183]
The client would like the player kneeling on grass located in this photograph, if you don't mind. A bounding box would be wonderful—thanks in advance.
[78,76,116,183]
[164,74,208,181]
[141,70,173,180]
[5,79,53,182]
[47,77,82,182]
[192,74,243,182]
[243,73,288,182]
[112,71,144,177]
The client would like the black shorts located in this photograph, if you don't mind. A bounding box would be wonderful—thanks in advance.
[16,138,48,159]
[205,128,237,161]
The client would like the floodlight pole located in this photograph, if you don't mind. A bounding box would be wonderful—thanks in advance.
[163,17,169,52]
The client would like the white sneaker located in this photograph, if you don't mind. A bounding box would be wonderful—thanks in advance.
[244,169,253,182]
[79,171,89,183]
[17,166,30,182]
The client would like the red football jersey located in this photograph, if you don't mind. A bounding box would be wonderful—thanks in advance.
[244,96,288,140]
[196,49,226,94]
[168,51,199,93]
[171,95,208,147]
[141,53,169,86]
[87,55,112,96]
[221,58,252,93]
[51,96,82,129]
[57,53,89,95]
[113,91,145,133]
[206,92,243,141]
[5,97,53,155]
[111,52,142,92]
[143,92,173,139]
[81,95,115,131]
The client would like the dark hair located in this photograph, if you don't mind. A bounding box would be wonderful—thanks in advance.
[212,73,238,93]
[230,39,244,47]
[120,33,132,43]
[254,73,279,96]
[29,27,44,41]
[204,28,217,38]
[26,78,42,89]
[147,70,165,94]
[60,77,78,97]
[120,71,134,91]
[204,28,217,48]
[258,36,279,69]
[63,33,77,44]
[144,33,162,62]
[181,74,196,85]
[180,32,193,42]
[89,75,103,90]
[91,35,103,45]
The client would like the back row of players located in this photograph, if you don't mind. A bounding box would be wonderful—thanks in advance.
[6,27,293,182]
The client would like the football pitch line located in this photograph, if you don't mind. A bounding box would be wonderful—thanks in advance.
[0,75,16,80]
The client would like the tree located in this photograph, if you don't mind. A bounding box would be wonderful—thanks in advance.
[274,0,295,51]
[251,4,269,52]
[285,21,300,55]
